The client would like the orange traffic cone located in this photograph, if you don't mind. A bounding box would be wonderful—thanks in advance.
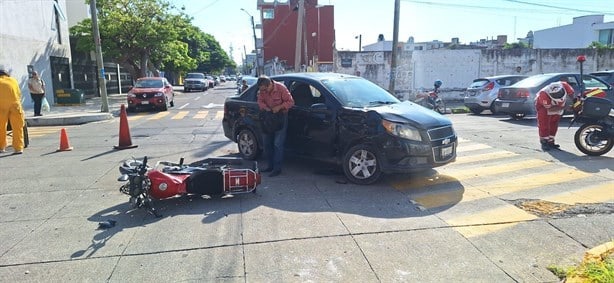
[114,104,138,150]
[57,128,73,151]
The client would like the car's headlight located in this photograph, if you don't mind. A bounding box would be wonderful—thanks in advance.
[154,92,164,97]
[382,120,422,141]
[127,93,136,98]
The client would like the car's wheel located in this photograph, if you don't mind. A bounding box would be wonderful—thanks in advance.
[489,104,497,115]
[470,108,483,115]
[510,113,525,120]
[160,98,169,111]
[237,129,260,160]
[342,144,382,185]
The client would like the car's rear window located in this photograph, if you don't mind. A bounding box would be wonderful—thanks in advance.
[512,74,552,88]
[469,79,489,88]
[495,76,527,86]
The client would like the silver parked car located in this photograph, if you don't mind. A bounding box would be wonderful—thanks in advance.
[463,75,528,114]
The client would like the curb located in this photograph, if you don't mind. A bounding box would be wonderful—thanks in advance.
[583,241,614,263]
[25,113,114,126]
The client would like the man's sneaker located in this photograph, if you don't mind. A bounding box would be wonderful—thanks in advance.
[548,142,560,149]
[0,148,5,153]
[12,150,23,155]
[540,140,550,151]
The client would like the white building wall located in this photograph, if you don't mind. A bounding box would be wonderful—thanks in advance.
[534,15,603,49]
[65,0,90,28]
[0,0,72,107]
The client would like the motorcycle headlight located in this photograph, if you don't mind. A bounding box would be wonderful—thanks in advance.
[382,120,423,141]
[154,92,164,97]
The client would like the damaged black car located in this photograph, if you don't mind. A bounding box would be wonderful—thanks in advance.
[222,73,457,184]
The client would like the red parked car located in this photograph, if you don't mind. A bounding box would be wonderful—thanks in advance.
[127,77,175,112]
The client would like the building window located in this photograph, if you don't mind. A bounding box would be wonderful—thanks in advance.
[263,9,274,20]
[598,29,613,46]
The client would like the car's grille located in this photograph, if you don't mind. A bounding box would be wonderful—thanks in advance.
[136,93,156,99]
[427,125,455,141]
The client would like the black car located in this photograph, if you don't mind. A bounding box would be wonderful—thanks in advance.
[493,73,613,119]
[222,73,457,184]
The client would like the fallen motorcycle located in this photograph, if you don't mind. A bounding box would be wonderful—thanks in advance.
[570,90,613,156]
[118,156,261,217]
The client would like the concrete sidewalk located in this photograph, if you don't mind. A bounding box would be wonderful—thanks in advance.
[24,94,126,127]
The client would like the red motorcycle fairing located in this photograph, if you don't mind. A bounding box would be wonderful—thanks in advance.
[147,170,190,199]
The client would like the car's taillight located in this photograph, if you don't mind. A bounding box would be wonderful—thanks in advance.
[483,82,494,91]
[497,89,504,98]
[516,89,530,98]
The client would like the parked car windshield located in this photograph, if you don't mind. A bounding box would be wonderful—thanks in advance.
[186,73,205,79]
[135,79,163,88]
[321,77,400,108]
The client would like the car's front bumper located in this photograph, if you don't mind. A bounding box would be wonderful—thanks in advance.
[377,128,457,173]
[127,97,166,108]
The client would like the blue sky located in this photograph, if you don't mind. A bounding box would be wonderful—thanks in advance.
[170,0,614,64]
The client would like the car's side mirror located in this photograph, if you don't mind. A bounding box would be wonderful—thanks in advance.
[310,103,328,112]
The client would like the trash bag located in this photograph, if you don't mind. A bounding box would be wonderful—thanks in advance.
[42,97,50,112]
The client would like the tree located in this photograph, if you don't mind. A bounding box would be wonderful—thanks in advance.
[70,0,233,79]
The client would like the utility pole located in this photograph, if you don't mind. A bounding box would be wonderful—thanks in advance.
[90,0,109,112]
[294,0,305,72]
[241,8,259,76]
[388,0,400,94]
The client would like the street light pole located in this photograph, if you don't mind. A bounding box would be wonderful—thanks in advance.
[241,8,259,77]
[355,34,362,52]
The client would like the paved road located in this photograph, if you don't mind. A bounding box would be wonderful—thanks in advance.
[1,84,612,282]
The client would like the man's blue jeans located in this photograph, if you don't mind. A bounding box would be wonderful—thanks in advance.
[263,113,288,171]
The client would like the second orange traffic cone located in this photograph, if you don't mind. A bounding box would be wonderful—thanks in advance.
[57,128,73,151]
[114,104,138,150]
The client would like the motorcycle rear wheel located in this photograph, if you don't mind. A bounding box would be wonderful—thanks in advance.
[574,123,613,156]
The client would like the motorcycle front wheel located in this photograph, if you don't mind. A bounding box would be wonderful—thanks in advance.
[574,123,613,156]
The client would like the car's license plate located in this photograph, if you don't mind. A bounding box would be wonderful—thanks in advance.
[141,101,149,105]
[441,145,453,157]
[502,103,509,108]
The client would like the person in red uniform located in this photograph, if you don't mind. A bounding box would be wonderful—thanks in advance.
[535,81,574,151]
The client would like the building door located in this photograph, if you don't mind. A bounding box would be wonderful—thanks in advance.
[50,56,71,103]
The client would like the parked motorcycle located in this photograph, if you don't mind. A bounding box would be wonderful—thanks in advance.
[414,80,446,114]
[571,92,613,156]
[118,156,261,217]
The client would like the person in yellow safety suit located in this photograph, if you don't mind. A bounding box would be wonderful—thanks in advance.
[0,67,25,154]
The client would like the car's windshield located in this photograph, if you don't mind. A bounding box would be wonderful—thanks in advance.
[134,79,163,88]
[512,74,553,88]
[321,77,399,107]
[186,73,204,79]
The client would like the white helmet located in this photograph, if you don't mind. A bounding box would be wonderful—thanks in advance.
[546,82,566,99]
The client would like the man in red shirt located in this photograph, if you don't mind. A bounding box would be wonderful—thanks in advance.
[535,81,574,151]
[256,76,294,177]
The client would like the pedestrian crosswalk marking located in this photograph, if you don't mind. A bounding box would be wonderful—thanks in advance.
[456,143,492,153]
[449,206,538,238]
[214,111,224,120]
[540,183,614,205]
[148,112,170,120]
[193,111,208,119]
[391,159,551,191]
[171,111,189,120]
[128,113,147,121]
[453,150,518,165]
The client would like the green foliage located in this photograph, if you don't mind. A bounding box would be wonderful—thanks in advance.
[588,41,614,50]
[548,249,614,282]
[69,0,233,79]
[503,42,529,49]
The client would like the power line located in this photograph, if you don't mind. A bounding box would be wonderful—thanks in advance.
[401,0,614,16]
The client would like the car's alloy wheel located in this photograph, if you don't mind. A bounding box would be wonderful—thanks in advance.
[489,104,497,115]
[237,129,260,160]
[342,144,382,185]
